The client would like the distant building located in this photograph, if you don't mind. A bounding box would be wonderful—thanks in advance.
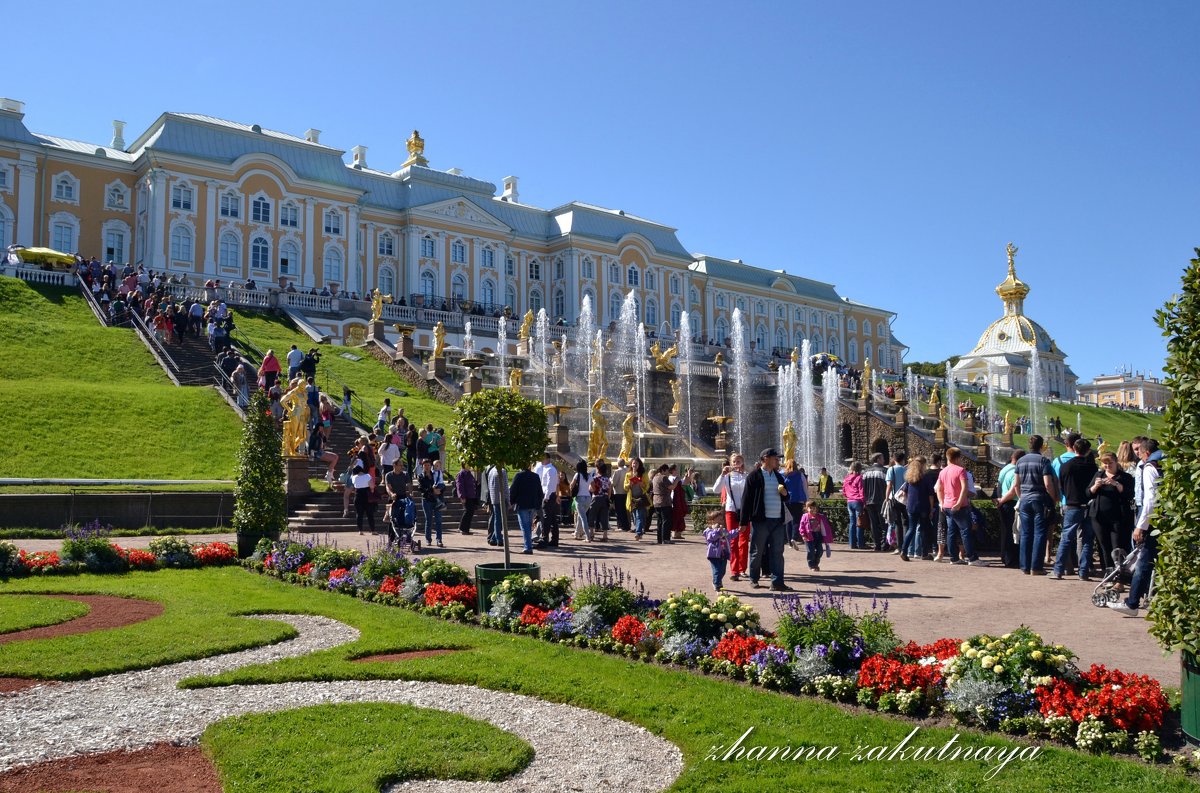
[951,244,1077,399]
[1077,372,1169,410]
[0,97,905,365]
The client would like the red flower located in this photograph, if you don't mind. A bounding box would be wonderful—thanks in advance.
[297,562,315,577]
[193,542,237,566]
[711,631,767,666]
[1036,663,1168,732]
[520,605,550,626]
[328,567,350,581]
[126,549,158,570]
[423,583,477,607]
[18,550,60,571]
[612,615,647,645]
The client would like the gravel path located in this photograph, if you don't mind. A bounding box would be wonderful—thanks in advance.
[0,615,684,792]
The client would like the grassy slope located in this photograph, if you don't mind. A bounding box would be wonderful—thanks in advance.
[231,310,456,432]
[0,277,242,479]
[0,568,1190,793]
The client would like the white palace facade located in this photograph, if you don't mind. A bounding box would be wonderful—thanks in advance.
[0,98,905,369]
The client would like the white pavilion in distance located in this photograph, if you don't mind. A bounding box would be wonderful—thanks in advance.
[951,243,1077,399]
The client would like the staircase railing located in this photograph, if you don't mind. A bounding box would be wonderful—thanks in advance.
[212,362,250,419]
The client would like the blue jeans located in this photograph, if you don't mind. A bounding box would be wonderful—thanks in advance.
[1126,532,1157,609]
[708,557,728,589]
[846,500,864,548]
[905,510,929,558]
[1054,507,1091,576]
[805,539,824,569]
[748,516,787,587]
[633,507,648,537]
[422,499,443,543]
[944,508,975,561]
[487,506,503,545]
[515,508,536,552]
[1019,496,1049,573]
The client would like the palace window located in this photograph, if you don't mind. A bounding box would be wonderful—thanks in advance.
[106,185,128,211]
[609,292,622,322]
[669,274,680,295]
[812,333,823,354]
[452,273,467,301]
[627,265,639,287]
[847,317,857,333]
[716,293,726,308]
[646,269,656,291]
[481,248,495,269]
[530,289,543,313]
[849,339,859,364]
[690,286,699,304]
[776,328,787,352]
[250,236,270,271]
[482,279,496,306]
[169,225,193,262]
[420,236,436,258]
[794,329,805,349]
[715,318,729,345]
[324,248,343,283]
[280,202,299,228]
[864,341,873,363]
[53,175,77,202]
[219,232,240,271]
[670,302,681,330]
[863,321,872,336]
[609,262,620,282]
[378,265,395,295]
[171,184,193,211]
[829,336,840,356]
[528,259,542,281]
[506,285,516,309]
[582,257,594,279]
[553,289,565,318]
[878,322,887,337]
[219,192,240,218]
[505,255,515,275]
[736,297,745,311]
[104,228,126,263]
[775,305,783,318]
[420,270,436,300]
[795,308,802,322]
[280,240,299,276]
[378,231,395,257]
[323,210,342,236]
[251,197,271,224]
[451,240,467,263]
[755,323,767,350]
[828,315,837,328]
[756,300,765,315]
[52,221,75,253]
[646,299,658,327]
[554,257,564,279]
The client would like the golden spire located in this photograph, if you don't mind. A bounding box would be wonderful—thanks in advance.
[995,241,1030,315]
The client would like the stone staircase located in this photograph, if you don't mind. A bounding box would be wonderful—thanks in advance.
[288,473,491,535]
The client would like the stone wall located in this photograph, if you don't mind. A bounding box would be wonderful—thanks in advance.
[0,492,235,529]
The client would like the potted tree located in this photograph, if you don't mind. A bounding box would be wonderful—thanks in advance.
[451,387,550,612]
[231,390,287,557]
[1149,248,1200,747]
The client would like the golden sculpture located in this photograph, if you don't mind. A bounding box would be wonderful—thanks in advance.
[671,378,683,414]
[860,358,872,399]
[791,347,800,366]
[782,420,797,465]
[590,336,603,377]
[938,403,950,432]
[509,367,523,392]
[432,321,446,359]
[279,383,310,458]
[518,309,535,342]
[619,412,636,462]
[403,129,428,167]
[929,382,941,408]
[587,398,609,462]
[647,341,677,372]
[1006,241,1019,272]
[1003,410,1013,435]
[714,351,724,366]
[1097,439,1110,458]
[369,288,392,323]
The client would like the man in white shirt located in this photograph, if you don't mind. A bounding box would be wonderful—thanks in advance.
[534,453,561,546]
[286,344,305,382]
[1109,439,1161,615]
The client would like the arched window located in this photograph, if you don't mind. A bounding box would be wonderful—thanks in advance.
[828,336,840,357]
[863,321,872,336]
[505,285,516,309]
[54,175,77,202]
[690,286,699,304]
[812,333,823,354]
[716,293,726,308]
[794,329,805,349]
[528,259,541,281]
[378,265,395,295]
[847,317,857,333]
[609,292,622,322]
[420,270,436,301]
[554,257,564,279]
[864,341,873,363]
[250,236,270,271]
[879,345,889,369]
[715,318,729,345]
[645,269,657,291]
[219,191,240,218]
[775,328,787,352]
[49,213,79,254]
[251,196,271,224]
[530,289,543,313]
[736,297,746,311]
[279,240,299,276]
[324,248,343,284]
[553,289,565,318]
[451,273,467,301]
[646,299,658,327]
[670,302,682,330]
[481,279,496,307]
[582,257,594,279]
[169,225,193,262]
[451,240,467,264]
[878,322,887,338]
[378,231,395,257]
[669,274,680,295]
[609,262,620,282]
[323,210,342,235]
[481,247,495,269]
[848,339,859,364]
[219,232,240,271]
[755,323,767,350]
[627,265,639,287]
[420,235,436,258]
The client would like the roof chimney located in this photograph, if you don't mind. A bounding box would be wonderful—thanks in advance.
[446,167,462,176]
[351,145,368,169]
[305,128,321,144]
[0,98,25,117]
[501,175,519,203]
[111,120,126,150]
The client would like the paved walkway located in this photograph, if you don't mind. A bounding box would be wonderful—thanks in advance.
[13,529,1178,684]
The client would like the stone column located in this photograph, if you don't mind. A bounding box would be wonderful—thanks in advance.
[303,198,316,288]
[365,221,375,297]
[346,205,360,295]
[563,247,580,323]
[15,159,36,246]
[146,169,167,270]
[202,180,217,273]
[403,226,420,303]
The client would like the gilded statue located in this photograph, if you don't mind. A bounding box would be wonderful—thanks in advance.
[938,403,950,432]
[651,341,678,372]
[590,336,603,377]
[714,351,724,366]
[791,347,800,366]
[860,358,872,399]
[279,382,310,458]
[404,129,428,167]
[1003,410,1013,435]
[509,367,523,392]
[929,382,941,407]
[619,412,636,462]
[587,398,609,462]
[670,378,683,414]
[1006,241,1019,272]
[432,321,446,359]
[782,420,797,465]
[369,288,392,323]
[518,309,535,342]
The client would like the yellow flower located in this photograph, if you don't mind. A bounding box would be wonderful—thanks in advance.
[960,642,972,654]
[701,607,711,615]
[1027,641,1037,647]
[692,604,702,611]
[1032,650,1043,661]
[993,665,1004,674]
[1001,633,1012,640]
[710,613,720,620]
[736,611,745,620]
[966,648,979,659]
[717,613,727,622]
[981,655,996,668]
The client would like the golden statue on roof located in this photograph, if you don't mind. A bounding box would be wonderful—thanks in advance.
[403,129,428,168]
[1006,241,1018,271]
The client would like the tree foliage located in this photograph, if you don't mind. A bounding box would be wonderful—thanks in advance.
[451,389,549,472]
[1149,248,1200,656]
[231,390,287,540]
[906,358,960,377]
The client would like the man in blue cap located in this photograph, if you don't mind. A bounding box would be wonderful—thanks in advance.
[739,447,793,591]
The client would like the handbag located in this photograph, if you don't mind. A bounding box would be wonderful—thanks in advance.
[893,481,909,506]
[857,511,867,528]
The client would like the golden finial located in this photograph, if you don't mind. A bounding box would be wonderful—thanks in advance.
[1006,241,1018,276]
[403,129,428,168]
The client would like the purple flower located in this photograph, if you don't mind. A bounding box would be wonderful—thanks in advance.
[750,645,791,671]
[546,606,575,638]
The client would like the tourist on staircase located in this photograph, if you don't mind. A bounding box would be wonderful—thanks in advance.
[258,349,281,390]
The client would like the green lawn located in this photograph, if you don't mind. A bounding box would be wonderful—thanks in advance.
[0,594,88,633]
[231,310,456,432]
[0,277,242,479]
[0,568,1191,792]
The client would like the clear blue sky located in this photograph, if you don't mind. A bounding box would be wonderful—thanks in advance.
[10,1,1197,381]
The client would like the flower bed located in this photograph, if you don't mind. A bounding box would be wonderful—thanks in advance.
[236,539,1182,767]
[0,536,235,577]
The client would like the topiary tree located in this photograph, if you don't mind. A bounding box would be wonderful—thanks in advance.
[1149,248,1200,746]
[231,389,287,557]
[451,388,549,567]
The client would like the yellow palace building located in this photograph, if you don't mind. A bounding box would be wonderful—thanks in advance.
[0,98,904,369]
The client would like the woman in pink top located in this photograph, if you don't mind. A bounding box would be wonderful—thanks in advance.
[842,462,866,549]
[258,349,282,390]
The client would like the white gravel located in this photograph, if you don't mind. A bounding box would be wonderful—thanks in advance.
[0,614,684,792]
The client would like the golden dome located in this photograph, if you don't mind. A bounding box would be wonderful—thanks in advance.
[995,242,1030,305]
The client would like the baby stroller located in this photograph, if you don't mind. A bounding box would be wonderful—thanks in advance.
[1091,544,1154,608]
[390,496,421,553]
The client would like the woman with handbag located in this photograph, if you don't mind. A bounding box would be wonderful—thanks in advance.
[714,454,750,581]
[588,461,612,541]
[570,459,594,541]
[351,462,376,534]
[1088,451,1135,571]
[624,457,650,540]
[842,462,866,550]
